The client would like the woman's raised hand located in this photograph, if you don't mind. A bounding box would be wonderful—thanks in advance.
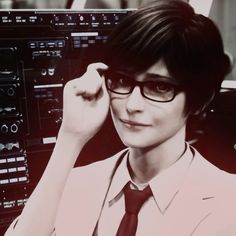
[60,62,110,145]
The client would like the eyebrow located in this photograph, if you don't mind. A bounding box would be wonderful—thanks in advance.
[145,72,174,81]
[114,70,178,85]
[144,73,182,87]
[116,70,172,79]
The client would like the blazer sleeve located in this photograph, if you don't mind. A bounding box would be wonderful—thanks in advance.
[4,217,56,236]
[4,217,18,236]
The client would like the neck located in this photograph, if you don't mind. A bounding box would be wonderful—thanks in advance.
[128,126,187,184]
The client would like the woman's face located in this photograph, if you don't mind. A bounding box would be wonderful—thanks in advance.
[109,59,187,149]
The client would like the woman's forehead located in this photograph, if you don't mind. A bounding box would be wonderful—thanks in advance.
[145,59,171,78]
[113,59,176,83]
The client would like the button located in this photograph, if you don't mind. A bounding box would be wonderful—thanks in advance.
[19,176,27,182]
[16,156,25,161]
[57,40,65,48]
[47,41,56,48]
[0,179,9,184]
[7,158,16,163]
[8,168,17,173]
[0,169,8,174]
[17,166,26,171]
[0,159,7,164]
[28,41,38,49]
[39,42,46,48]
[9,178,18,183]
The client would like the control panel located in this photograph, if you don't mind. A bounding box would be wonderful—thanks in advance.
[0,9,129,232]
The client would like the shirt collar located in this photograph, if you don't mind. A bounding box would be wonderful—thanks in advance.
[107,151,131,205]
[150,143,193,213]
[107,143,194,212]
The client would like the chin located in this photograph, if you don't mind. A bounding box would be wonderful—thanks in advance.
[119,135,153,149]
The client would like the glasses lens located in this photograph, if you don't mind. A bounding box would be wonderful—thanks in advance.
[104,70,178,102]
[104,72,132,94]
[143,81,176,102]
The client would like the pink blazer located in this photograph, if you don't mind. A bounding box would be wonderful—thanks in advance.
[54,148,236,236]
[5,148,236,235]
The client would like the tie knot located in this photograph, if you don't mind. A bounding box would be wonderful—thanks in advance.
[123,183,152,215]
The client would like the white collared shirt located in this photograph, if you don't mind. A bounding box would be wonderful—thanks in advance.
[97,143,193,236]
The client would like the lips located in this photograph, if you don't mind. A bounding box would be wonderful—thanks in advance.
[120,119,151,127]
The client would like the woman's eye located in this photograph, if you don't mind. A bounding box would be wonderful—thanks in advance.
[116,75,133,87]
[155,82,173,92]
[118,77,126,85]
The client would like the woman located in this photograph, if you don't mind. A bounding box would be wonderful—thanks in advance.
[5,1,236,235]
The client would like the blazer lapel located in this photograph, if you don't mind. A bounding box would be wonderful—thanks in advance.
[55,149,128,236]
[161,152,218,236]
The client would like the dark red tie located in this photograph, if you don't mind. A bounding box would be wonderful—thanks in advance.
[116,183,152,236]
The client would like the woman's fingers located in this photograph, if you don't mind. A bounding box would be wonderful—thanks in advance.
[61,63,110,142]
[73,62,108,100]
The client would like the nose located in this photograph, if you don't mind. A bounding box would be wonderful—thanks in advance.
[126,86,145,113]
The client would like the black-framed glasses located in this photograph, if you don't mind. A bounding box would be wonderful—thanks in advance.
[103,70,181,102]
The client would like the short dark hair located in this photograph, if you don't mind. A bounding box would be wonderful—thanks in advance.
[104,0,231,115]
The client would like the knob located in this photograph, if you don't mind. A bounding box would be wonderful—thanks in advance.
[7,87,15,96]
[48,68,55,76]
[10,123,18,133]
[67,15,73,21]
[41,68,47,76]
[0,143,4,151]
[1,124,8,134]
[54,15,60,22]
[5,143,14,150]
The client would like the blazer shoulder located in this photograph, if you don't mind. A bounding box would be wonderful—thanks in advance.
[189,148,236,195]
[66,148,129,187]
